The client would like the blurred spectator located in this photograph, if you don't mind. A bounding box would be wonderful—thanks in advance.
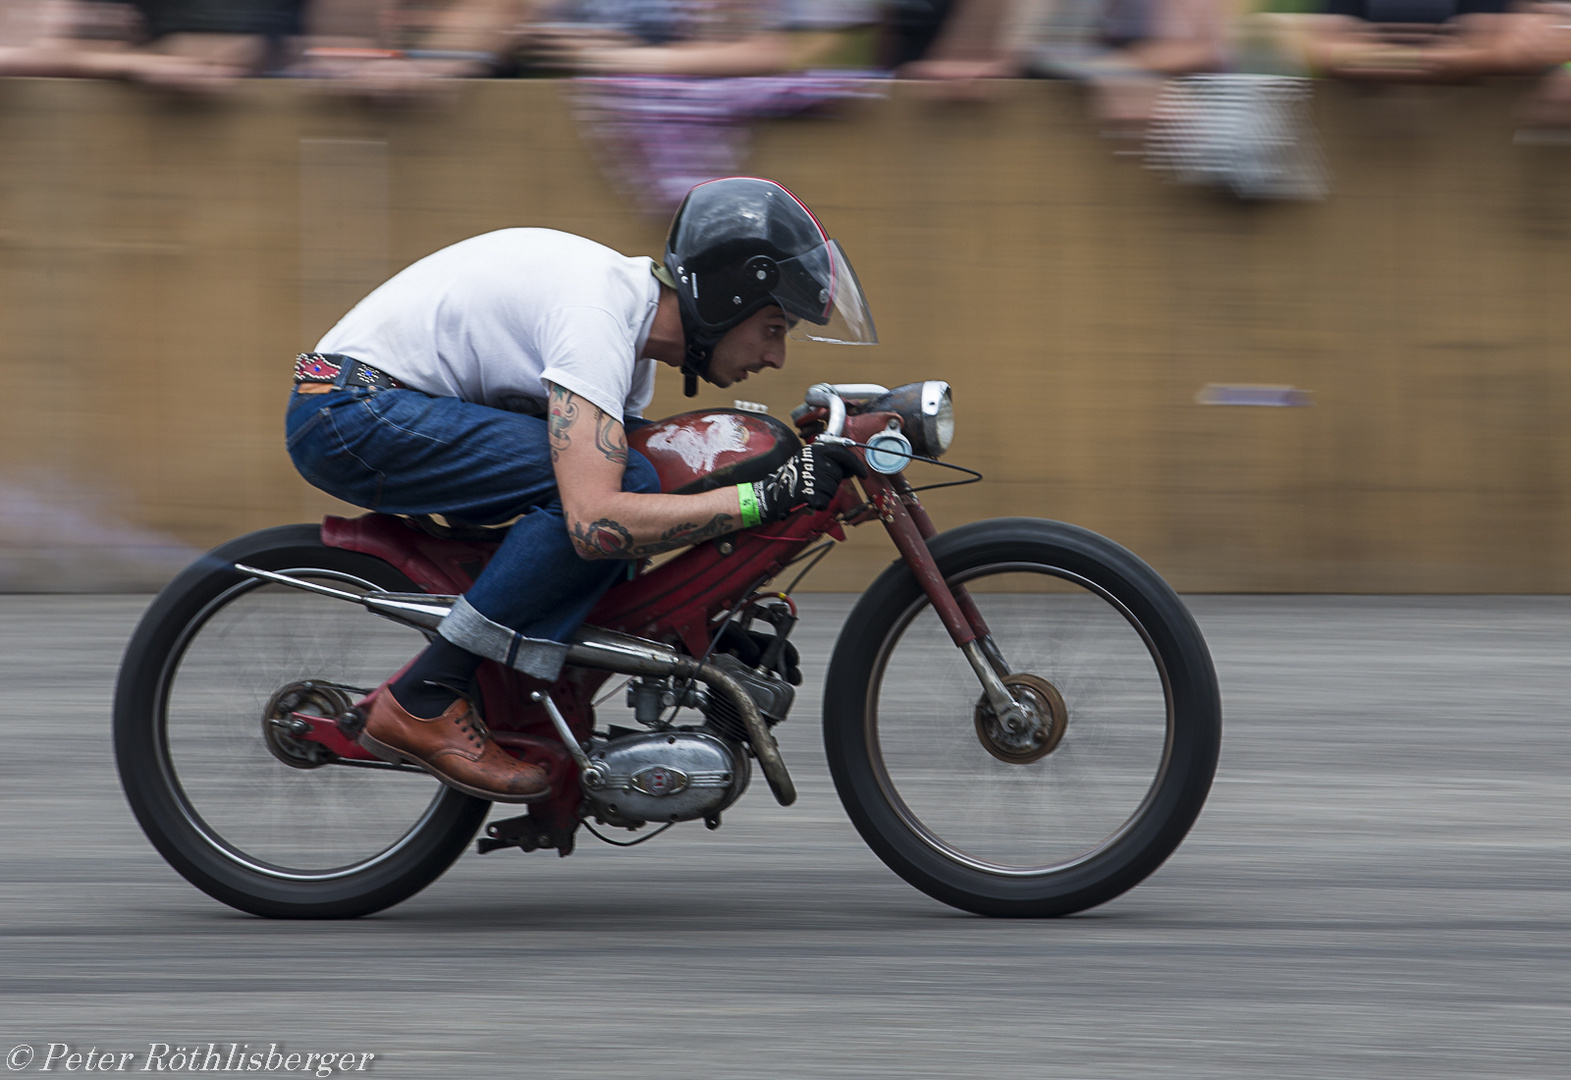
[1012,0,1227,82]
[518,0,878,76]
[1285,0,1564,82]
[1143,72,1330,198]
[1008,0,1226,133]
[0,0,303,88]
[524,1,883,215]
[889,0,1022,80]
[879,0,958,67]
[295,0,523,97]
[1272,0,1571,139]
[886,0,1226,123]
[878,0,1323,199]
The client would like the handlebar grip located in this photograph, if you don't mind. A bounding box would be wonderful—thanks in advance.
[804,383,847,438]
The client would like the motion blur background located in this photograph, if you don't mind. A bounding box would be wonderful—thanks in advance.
[6,0,1571,593]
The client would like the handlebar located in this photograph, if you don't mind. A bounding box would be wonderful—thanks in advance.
[800,383,890,439]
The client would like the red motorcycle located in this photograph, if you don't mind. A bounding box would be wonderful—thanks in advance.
[114,381,1221,919]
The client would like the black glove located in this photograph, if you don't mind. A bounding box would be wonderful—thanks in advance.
[751,441,867,522]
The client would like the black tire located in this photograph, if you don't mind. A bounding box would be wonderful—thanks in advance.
[114,524,489,918]
[824,518,1221,917]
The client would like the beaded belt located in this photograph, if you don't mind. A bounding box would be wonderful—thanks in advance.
[293,353,406,391]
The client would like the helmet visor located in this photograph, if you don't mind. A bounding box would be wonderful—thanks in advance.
[771,240,878,346]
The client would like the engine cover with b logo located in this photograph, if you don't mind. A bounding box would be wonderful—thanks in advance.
[581,730,749,826]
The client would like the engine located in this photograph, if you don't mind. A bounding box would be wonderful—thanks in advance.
[579,729,749,828]
[698,653,794,742]
[579,598,801,829]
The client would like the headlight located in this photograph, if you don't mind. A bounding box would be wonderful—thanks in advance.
[866,381,954,458]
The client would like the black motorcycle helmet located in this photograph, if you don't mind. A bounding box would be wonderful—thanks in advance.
[663,177,877,396]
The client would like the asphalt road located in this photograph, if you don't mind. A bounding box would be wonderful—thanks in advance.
[2,593,1569,1079]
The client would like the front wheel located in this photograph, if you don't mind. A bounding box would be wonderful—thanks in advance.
[824,518,1221,917]
[114,524,489,918]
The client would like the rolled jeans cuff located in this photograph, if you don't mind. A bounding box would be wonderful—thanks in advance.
[439,596,570,682]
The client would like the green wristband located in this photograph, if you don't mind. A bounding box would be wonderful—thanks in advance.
[736,483,762,529]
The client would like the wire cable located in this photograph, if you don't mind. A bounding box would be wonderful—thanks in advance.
[580,818,675,847]
[836,439,984,494]
[781,541,836,595]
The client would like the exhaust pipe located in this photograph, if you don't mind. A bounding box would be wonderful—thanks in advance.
[234,564,457,631]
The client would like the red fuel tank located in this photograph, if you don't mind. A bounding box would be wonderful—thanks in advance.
[630,409,802,495]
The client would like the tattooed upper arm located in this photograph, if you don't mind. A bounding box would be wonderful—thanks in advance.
[547,383,579,464]
[594,411,629,466]
[549,383,628,468]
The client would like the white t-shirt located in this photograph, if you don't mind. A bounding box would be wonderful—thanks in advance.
[315,229,661,421]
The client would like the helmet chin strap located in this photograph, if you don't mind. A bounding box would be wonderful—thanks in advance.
[654,260,716,398]
[664,258,747,398]
[681,338,718,398]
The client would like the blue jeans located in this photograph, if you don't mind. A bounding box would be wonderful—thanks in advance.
[285,386,659,678]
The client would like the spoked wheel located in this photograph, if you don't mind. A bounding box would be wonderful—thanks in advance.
[824,518,1221,917]
[114,525,488,918]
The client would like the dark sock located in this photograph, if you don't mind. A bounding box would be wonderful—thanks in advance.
[390,638,483,719]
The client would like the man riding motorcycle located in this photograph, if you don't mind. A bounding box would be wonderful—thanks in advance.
[284,177,877,803]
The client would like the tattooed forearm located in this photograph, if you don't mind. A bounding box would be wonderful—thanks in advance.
[569,514,739,560]
[548,384,579,463]
[594,411,629,466]
[625,514,736,557]
[570,517,634,559]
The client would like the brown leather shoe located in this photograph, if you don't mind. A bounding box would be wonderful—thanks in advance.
[358,688,550,803]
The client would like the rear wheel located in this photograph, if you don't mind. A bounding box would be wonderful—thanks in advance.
[824,518,1221,917]
[114,524,488,918]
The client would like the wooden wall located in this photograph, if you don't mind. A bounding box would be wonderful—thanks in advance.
[2,76,1570,591]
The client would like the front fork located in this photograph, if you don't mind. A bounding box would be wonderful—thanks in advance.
[860,473,1025,725]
